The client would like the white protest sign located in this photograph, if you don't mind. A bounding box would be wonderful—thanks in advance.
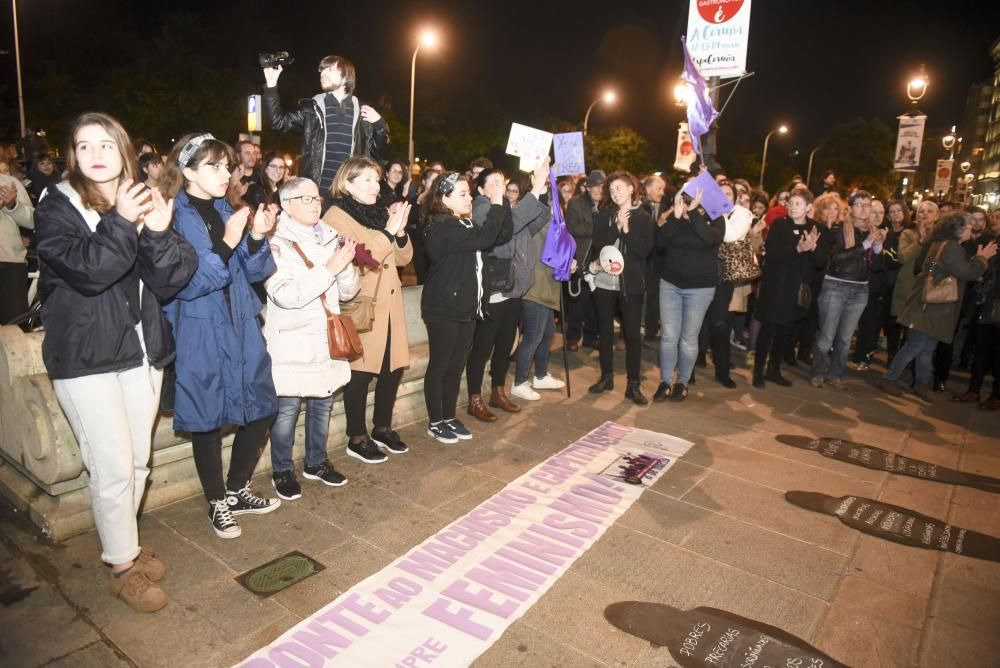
[506,123,553,172]
[686,0,752,79]
[553,132,585,177]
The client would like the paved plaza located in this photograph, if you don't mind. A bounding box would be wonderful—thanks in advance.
[1,344,998,668]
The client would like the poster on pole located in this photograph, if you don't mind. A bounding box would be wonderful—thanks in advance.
[505,123,553,172]
[894,114,926,172]
[673,122,697,173]
[685,0,752,79]
[552,132,585,177]
[934,159,954,195]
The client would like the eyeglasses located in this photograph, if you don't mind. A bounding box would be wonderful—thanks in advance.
[283,195,322,205]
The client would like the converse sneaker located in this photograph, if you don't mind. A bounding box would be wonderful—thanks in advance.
[226,481,281,515]
[372,429,409,454]
[271,470,302,500]
[303,460,348,487]
[209,498,241,539]
[444,418,473,440]
[510,381,541,401]
[346,437,388,464]
[532,374,565,390]
[109,565,167,612]
[426,421,459,444]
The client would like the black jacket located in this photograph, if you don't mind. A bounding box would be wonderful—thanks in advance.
[34,184,198,379]
[657,207,725,289]
[754,217,827,325]
[263,87,389,185]
[591,205,655,296]
[566,193,602,266]
[825,225,883,283]
[421,205,512,322]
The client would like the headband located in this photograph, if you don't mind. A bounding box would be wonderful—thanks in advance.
[179,133,215,168]
[439,172,461,196]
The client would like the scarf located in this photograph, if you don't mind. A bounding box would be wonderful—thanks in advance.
[332,196,389,231]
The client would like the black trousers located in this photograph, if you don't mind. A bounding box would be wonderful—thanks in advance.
[564,280,599,345]
[786,294,819,362]
[968,322,1000,398]
[706,282,736,379]
[852,284,888,363]
[343,327,404,437]
[466,298,520,395]
[643,257,661,338]
[755,321,790,377]
[0,262,29,326]
[191,413,275,501]
[425,319,476,423]
[594,288,642,381]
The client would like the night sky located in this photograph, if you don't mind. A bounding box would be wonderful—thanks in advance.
[2,0,999,174]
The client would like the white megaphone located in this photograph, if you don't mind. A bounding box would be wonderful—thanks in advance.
[599,245,625,276]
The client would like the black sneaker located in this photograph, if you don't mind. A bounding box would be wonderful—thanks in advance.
[444,418,473,440]
[271,470,302,500]
[346,438,388,464]
[372,429,409,454]
[208,499,241,539]
[303,460,348,487]
[426,421,459,444]
[226,481,281,515]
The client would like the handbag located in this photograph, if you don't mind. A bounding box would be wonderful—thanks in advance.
[290,242,363,361]
[797,282,812,310]
[340,250,392,333]
[921,242,959,305]
[719,238,762,284]
[484,255,515,293]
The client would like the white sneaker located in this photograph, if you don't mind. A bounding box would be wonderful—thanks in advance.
[532,374,565,390]
[510,381,541,401]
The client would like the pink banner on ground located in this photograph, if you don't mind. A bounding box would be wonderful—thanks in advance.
[238,422,692,668]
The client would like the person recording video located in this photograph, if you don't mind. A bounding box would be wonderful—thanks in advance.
[263,54,389,209]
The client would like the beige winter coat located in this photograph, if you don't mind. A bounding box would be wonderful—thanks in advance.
[264,216,360,397]
[322,206,413,373]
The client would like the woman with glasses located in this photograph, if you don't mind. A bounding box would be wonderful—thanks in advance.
[260,151,289,206]
[378,159,408,208]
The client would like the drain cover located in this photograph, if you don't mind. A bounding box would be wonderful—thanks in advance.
[235,551,325,597]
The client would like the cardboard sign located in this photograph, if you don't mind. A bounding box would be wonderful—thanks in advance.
[682,171,734,220]
[506,123,553,172]
[553,132,585,177]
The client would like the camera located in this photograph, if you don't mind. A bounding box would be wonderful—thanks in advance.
[258,52,295,69]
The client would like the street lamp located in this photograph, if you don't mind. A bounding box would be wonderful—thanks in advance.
[907,65,928,103]
[408,29,438,165]
[583,89,616,136]
[673,79,689,108]
[758,125,788,189]
[806,145,822,188]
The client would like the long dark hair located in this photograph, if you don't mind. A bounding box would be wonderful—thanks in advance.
[419,171,466,230]
[930,213,970,242]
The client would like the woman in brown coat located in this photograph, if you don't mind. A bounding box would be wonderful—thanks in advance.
[323,157,413,463]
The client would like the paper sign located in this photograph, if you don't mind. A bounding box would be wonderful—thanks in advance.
[682,171,734,220]
[553,132,585,176]
[506,123,553,172]
[686,0,753,78]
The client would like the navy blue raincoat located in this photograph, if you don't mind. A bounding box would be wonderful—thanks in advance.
[165,190,277,432]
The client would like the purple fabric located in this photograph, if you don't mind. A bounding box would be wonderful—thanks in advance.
[540,168,577,281]
[682,37,719,156]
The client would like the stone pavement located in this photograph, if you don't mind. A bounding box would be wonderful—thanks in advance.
[1,343,998,668]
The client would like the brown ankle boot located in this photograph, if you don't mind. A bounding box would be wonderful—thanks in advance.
[467,394,498,422]
[489,386,521,413]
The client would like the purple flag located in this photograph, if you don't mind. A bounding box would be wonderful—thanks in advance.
[682,36,719,156]
[540,168,577,281]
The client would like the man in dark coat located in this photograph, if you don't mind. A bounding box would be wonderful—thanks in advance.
[564,170,605,349]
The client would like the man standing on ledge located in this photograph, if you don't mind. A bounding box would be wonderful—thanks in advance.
[263,55,389,208]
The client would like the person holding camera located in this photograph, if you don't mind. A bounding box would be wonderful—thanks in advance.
[263,55,388,207]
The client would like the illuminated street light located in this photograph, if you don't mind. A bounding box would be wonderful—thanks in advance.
[759,125,789,189]
[673,79,690,108]
[583,89,617,136]
[907,65,928,103]
[408,28,439,164]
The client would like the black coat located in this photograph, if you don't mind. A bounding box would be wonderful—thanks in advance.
[591,205,655,296]
[262,87,388,185]
[657,207,725,289]
[421,205,512,322]
[34,184,198,379]
[754,217,827,325]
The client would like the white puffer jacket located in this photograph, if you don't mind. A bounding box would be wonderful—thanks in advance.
[264,214,360,397]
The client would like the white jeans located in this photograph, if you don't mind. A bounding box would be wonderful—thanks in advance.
[53,364,162,564]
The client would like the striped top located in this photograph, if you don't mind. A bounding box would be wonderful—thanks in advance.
[319,94,354,190]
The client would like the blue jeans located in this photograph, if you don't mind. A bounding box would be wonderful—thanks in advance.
[810,279,869,381]
[884,328,938,386]
[270,395,333,473]
[658,280,716,384]
[515,300,554,384]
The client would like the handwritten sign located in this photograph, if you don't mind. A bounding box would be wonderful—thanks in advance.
[786,491,1000,563]
[552,132,585,177]
[605,601,846,668]
[506,123,553,172]
[776,435,1000,493]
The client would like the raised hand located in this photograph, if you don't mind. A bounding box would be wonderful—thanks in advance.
[223,207,251,249]
[325,237,357,275]
[115,179,152,224]
[252,203,279,236]
[530,157,551,195]
[360,105,382,123]
[689,187,704,212]
[485,178,505,205]
[978,240,998,260]
[672,190,686,219]
[386,201,412,236]
[142,188,174,232]
[263,65,283,87]
[617,207,631,233]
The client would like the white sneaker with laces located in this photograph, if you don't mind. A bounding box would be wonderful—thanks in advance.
[532,374,565,390]
[510,381,541,401]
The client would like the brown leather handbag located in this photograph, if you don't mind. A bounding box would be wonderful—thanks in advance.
[290,242,363,361]
[921,242,959,305]
[340,251,392,333]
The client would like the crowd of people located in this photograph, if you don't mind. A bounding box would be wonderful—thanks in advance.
[3,53,999,614]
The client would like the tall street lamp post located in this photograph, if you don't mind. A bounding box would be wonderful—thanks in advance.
[758,125,788,189]
[583,89,616,137]
[408,29,437,165]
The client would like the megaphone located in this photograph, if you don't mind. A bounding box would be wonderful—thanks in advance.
[599,245,625,276]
